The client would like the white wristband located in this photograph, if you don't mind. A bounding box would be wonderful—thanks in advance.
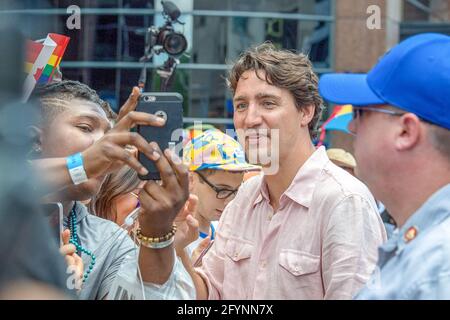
[66,153,89,185]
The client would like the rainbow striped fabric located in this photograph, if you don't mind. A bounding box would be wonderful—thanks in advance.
[317,104,353,146]
[323,104,353,132]
[23,33,70,101]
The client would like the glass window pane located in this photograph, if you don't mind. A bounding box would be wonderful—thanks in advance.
[193,0,331,16]
[118,68,141,107]
[191,16,330,68]
[403,0,431,21]
[121,13,153,61]
[64,15,118,62]
[63,68,118,111]
[185,69,228,119]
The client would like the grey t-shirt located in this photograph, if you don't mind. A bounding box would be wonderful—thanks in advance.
[65,202,135,300]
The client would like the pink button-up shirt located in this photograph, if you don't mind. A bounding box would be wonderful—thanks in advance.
[196,146,387,300]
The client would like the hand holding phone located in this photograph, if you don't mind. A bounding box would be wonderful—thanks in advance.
[193,239,214,268]
[136,92,184,180]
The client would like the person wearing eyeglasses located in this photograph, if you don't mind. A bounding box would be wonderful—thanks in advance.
[319,33,450,299]
[182,129,261,259]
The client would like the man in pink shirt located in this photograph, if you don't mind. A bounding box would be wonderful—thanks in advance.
[138,43,386,300]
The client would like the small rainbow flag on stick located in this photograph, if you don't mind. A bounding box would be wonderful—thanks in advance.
[22,33,70,102]
[317,104,353,146]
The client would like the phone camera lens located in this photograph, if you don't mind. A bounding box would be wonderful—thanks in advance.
[143,95,156,102]
[155,110,168,122]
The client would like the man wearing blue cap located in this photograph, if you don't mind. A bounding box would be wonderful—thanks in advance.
[319,33,450,299]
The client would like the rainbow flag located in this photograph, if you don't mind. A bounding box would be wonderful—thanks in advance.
[22,33,70,102]
[317,105,353,146]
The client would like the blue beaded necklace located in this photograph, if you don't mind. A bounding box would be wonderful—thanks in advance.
[69,203,96,283]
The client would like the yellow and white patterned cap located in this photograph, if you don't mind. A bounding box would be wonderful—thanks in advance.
[183,129,261,172]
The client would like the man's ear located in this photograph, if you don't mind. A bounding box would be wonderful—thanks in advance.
[300,104,315,128]
[394,113,422,151]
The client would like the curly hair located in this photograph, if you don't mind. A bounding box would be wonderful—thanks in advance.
[227,42,324,139]
[31,80,116,125]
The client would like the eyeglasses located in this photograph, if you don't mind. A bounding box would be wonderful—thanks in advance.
[130,191,139,199]
[350,106,406,134]
[128,190,140,208]
[352,106,405,120]
[195,171,239,200]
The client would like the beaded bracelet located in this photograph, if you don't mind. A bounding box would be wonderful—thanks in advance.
[136,225,177,244]
[139,235,175,249]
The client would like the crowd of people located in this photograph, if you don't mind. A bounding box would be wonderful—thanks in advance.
[0,32,449,300]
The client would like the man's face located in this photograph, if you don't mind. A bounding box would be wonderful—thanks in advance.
[40,99,112,200]
[232,70,306,170]
[348,107,397,195]
[191,170,244,222]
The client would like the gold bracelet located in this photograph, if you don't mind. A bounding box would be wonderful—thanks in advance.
[135,225,177,244]
[139,236,175,250]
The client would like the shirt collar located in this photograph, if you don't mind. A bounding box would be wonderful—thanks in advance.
[252,146,330,209]
[253,180,270,207]
[64,201,89,228]
[379,183,450,255]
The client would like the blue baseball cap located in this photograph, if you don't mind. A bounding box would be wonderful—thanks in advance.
[319,33,450,130]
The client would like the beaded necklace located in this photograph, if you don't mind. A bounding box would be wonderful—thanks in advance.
[68,203,96,283]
